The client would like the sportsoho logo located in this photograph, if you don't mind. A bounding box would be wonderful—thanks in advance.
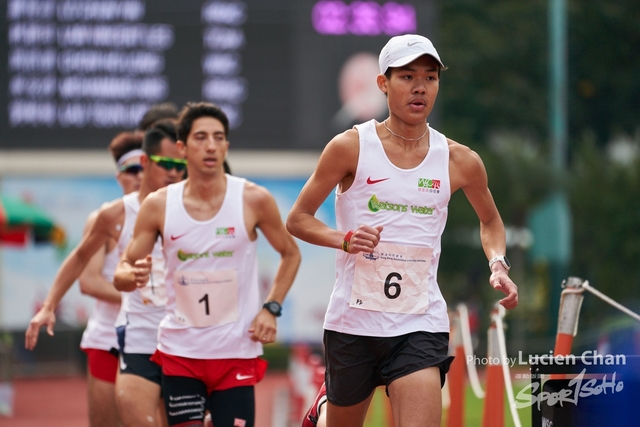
[367,194,435,215]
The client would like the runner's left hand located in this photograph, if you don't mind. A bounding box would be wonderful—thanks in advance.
[249,309,277,343]
[133,255,152,288]
[490,269,518,309]
[347,225,383,254]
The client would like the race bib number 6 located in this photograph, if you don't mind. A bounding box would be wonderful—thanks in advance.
[173,269,239,327]
[350,242,433,314]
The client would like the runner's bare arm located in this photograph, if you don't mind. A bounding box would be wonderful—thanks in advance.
[287,130,381,254]
[25,200,122,350]
[78,211,121,304]
[245,184,301,342]
[114,191,165,292]
[450,141,518,309]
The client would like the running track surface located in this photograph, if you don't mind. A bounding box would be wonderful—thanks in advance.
[0,372,289,427]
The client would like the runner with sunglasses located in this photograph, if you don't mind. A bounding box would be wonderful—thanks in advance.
[148,155,187,173]
[22,132,142,427]
[119,162,144,175]
[115,102,301,427]
[81,132,143,427]
[26,120,186,427]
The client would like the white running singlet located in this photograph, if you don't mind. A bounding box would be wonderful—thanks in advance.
[324,119,451,337]
[80,244,120,352]
[114,192,166,354]
[159,177,261,360]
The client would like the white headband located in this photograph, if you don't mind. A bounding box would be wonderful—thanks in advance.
[116,149,144,169]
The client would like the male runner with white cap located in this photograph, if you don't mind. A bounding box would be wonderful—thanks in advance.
[115,102,301,427]
[287,34,518,427]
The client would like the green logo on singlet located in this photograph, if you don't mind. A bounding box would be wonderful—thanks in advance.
[367,194,435,215]
[177,249,209,261]
[177,249,233,261]
[368,194,408,213]
[212,251,233,257]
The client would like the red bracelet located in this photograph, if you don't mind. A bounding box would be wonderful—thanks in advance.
[342,230,354,253]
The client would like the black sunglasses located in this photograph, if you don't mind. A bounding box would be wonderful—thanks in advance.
[118,164,143,175]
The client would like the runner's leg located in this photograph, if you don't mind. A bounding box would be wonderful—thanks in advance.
[322,330,378,427]
[387,367,442,427]
[208,386,255,427]
[86,349,121,427]
[116,372,166,427]
[324,392,374,427]
[162,375,207,426]
[87,371,121,427]
[316,408,327,427]
[302,382,327,427]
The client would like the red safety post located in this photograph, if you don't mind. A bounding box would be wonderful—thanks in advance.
[552,277,585,379]
[288,343,313,423]
[481,304,505,427]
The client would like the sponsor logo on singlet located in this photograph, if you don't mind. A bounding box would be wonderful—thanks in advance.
[177,249,234,262]
[216,227,235,238]
[177,275,213,286]
[367,194,435,216]
[368,194,407,213]
[177,249,209,261]
[418,178,440,193]
[212,251,233,257]
[363,251,380,260]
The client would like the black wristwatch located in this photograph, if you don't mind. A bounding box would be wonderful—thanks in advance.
[262,301,282,317]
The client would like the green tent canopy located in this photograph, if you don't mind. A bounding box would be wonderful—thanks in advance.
[0,194,66,248]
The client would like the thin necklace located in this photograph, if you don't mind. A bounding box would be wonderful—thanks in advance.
[383,119,428,141]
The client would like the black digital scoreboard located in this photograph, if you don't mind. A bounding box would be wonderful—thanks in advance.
[0,0,437,150]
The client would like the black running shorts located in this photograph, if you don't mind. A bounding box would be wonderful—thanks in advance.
[117,325,162,385]
[323,330,454,406]
[119,351,163,386]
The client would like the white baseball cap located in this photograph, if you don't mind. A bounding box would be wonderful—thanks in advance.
[378,34,446,74]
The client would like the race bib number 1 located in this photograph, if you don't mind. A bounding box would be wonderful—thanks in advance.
[350,242,433,314]
[173,269,239,327]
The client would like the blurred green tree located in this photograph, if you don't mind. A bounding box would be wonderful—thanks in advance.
[568,135,640,327]
[438,0,640,149]
[435,0,640,353]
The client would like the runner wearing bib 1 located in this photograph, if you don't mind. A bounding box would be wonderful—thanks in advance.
[159,176,261,360]
[115,103,301,427]
[325,119,451,337]
[150,176,267,425]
